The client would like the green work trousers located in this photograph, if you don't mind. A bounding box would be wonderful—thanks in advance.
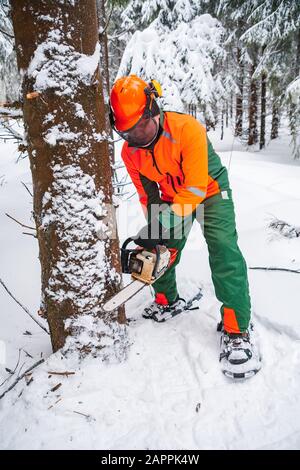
[152,189,251,332]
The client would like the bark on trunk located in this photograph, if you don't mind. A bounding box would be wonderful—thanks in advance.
[235,47,244,137]
[271,100,280,140]
[289,28,300,159]
[259,72,267,150]
[248,62,258,146]
[97,0,115,166]
[225,100,229,128]
[11,0,126,356]
[221,107,224,140]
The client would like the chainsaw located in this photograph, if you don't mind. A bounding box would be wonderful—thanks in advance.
[103,237,178,312]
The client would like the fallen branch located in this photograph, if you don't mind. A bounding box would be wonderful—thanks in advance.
[268,216,300,239]
[73,410,95,422]
[47,371,75,377]
[48,398,62,410]
[249,266,300,274]
[22,349,33,359]
[0,358,45,400]
[73,410,90,418]
[0,277,49,334]
[50,383,62,393]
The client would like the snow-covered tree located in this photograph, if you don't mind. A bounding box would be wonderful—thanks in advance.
[236,0,300,155]
[118,12,227,125]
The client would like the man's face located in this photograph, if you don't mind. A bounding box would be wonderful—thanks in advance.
[121,115,159,147]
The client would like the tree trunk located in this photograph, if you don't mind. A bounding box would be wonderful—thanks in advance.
[221,107,224,140]
[235,47,244,137]
[225,100,229,128]
[295,27,300,78]
[259,71,267,150]
[205,118,215,131]
[97,0,115,166]
[271,100,280,140]
[289,28,300,159]
[248,62,258,146]
[11,0,127,357]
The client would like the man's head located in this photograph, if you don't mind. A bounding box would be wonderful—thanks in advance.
[109,75,161,147]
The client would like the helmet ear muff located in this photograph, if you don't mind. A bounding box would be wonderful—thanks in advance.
[149,79,162,98]
[144,80,162,118]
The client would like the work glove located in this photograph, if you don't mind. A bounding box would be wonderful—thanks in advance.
[132,222,165,250]
[132,205,189,250]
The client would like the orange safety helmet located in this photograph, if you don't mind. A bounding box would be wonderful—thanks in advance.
[109,75,161,132]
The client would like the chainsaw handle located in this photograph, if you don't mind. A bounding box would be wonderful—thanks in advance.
[121,237,136,250]
[121,238,136,273]
[121,237,159,274]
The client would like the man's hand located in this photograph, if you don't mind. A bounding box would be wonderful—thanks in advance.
[132,204,192,250]
[132,222,166,250]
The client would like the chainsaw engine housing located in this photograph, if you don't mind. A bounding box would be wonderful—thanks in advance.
[121,239,171,284]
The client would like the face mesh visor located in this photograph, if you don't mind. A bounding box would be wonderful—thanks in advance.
[118,116,158,147]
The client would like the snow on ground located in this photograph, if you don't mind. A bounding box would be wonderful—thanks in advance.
[0,123,300,449]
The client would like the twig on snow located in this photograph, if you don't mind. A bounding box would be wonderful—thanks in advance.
[73,410,95,422]
[0,359,45,400]
[48,397,62,410]
[50,383,62,393]
[249,266,300,274]
[47,371,75,377]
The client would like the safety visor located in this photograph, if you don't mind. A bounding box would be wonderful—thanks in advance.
[115,114,158,147]
[109,86,159,147]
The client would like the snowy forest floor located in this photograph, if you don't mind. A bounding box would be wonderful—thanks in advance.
[0,124,300,450]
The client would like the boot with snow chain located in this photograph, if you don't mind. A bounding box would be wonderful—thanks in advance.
[143,290,202,323]
[218,322,262,380]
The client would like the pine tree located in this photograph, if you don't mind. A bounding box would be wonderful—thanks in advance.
[239,0,300,155]
[118,6,227,124]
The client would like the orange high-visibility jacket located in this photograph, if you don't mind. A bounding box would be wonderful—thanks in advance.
[121,111,229,217]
